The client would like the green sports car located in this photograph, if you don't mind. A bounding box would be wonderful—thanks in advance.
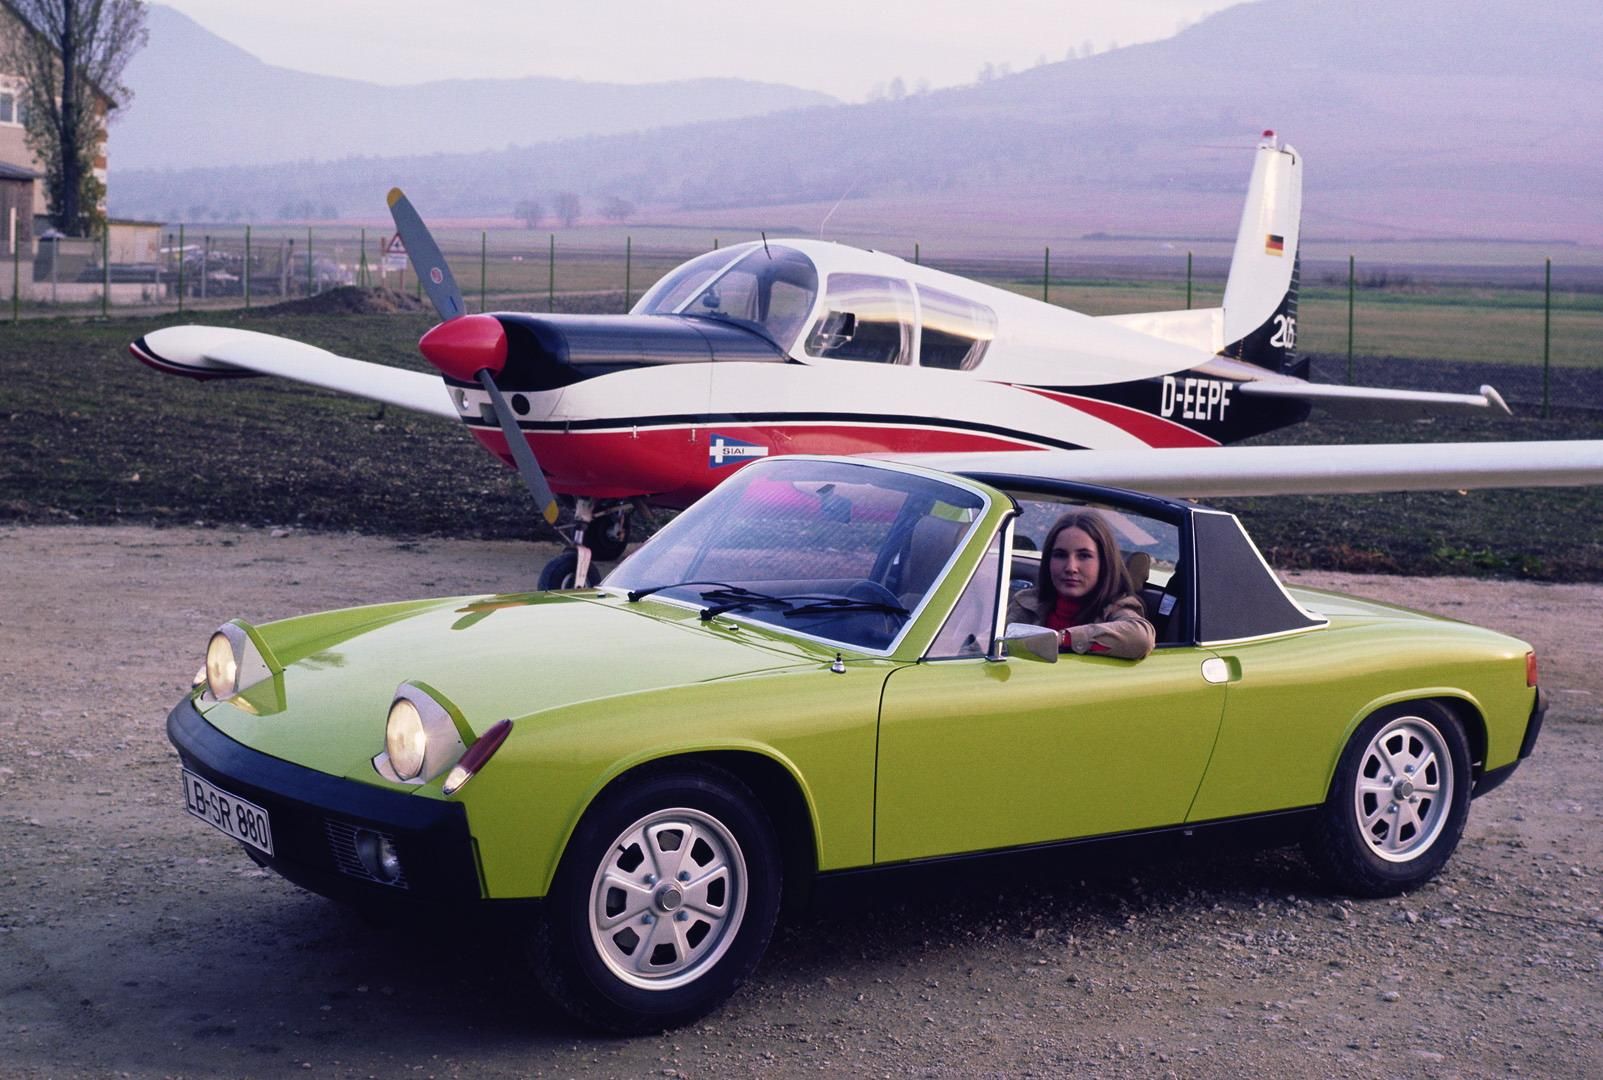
[169,456,1545,1032]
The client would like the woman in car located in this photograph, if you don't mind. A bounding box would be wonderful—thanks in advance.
[1008,510,1155,660]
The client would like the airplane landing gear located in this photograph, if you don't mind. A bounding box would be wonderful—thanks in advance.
[538,499,634,591]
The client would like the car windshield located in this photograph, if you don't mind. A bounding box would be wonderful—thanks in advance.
[631,244,819,351]
[606,459,987,652]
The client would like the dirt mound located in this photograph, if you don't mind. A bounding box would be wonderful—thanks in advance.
[243,285,431,317]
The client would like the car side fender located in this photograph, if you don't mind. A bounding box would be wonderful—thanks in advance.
[1318,688,1488,797]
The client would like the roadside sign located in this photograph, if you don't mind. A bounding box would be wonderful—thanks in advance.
[382,233,408,273]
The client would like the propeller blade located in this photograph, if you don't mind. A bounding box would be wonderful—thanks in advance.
[387,187,466,321]
[477,370,561,526]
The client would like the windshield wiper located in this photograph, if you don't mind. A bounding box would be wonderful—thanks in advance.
[626,580,757,603]
[698,588,797,621]
[786,598,910,618]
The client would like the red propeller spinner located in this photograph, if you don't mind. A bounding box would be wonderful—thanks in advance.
[418,314,508,382]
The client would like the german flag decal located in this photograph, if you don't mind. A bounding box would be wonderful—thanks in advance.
[1265,233,1285,256]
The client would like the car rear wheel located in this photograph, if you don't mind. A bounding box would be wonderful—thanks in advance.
[1304,702,1471,897]
[532,766,781,1033]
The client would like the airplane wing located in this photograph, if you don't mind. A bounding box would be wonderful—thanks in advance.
[129,326,457,420]
[1235,379,1512,419]
[887,440,1603,497]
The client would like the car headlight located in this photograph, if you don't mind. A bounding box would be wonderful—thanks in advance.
[374,682,469,785]
[385,698,427,780]
[203,622,275,701]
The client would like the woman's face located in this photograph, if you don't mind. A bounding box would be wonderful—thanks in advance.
[1049,526,1100,600]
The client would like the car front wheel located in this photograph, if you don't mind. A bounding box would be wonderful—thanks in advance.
[1304,702,1471,898]
[533,767,781,1033]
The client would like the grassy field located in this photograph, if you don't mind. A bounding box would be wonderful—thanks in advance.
[1,295,1599,580]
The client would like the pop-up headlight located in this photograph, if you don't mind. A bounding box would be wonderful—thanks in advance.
[202,621,275,701]
[374,682,470,785]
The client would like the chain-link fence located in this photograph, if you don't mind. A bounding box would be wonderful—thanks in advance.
[4,226,1599,392]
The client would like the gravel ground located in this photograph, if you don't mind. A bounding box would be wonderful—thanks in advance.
[2,525,1600,1078]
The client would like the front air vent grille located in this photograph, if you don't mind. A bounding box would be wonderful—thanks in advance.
[324,819,410,889]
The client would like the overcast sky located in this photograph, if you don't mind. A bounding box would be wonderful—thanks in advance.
[158,0,1244,100]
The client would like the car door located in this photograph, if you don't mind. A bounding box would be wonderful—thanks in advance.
[872,509,1227,865]
[873,645,1228,864]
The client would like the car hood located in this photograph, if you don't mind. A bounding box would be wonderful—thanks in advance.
[200,591,817,782]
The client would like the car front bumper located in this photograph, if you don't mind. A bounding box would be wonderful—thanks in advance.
[167,697,484,906]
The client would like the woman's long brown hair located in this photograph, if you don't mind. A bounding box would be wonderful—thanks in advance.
[1035,510,1136,624]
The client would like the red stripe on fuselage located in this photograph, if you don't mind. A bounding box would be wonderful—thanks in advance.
[469,423,1047,505]
[1017,386,1219,448]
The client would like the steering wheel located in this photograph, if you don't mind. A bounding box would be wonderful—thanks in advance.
[845,579,903,609]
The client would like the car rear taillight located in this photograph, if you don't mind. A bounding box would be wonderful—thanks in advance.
[1526,651,1539,687]
[442,718,513,796]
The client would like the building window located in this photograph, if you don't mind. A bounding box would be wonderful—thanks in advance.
[0,91,15,125]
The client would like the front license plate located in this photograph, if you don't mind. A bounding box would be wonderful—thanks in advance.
[181,769,274,856]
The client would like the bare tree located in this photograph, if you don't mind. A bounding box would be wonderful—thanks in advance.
[1,0,148,236]
[599,195,633,223]
[514,198,542,228]
[553,191,581,227]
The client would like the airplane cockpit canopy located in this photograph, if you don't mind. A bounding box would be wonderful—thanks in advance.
[632,243,819,352]
[633,243,998,371]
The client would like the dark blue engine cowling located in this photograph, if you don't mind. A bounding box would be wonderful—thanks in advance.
[485,313,789,392]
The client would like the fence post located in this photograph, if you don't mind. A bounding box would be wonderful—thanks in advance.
[101,224,109,318]
[915,241,920,266]
[1346,253,1355,385]
[548,233,555,313]
[624,236,632,311]
[1543,256,1552,419]
[1186,251,1193,310]
[359,228,368,288]
[11,225,18,322]
[713,237,719,251]
[201,235,209,301]
[480,231,487,313]
[1042,246,1050,304]
[306,227,314,296]
[177,224,185,313]
[244,225,252,308]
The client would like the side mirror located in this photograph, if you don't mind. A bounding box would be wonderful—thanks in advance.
[1003,623,1059,663]
[815,310,857,350]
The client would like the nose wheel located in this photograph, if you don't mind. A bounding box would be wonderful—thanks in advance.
[538,500,634,590]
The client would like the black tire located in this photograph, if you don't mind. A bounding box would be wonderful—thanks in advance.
[1303,702,1471,898]
[532,766,782,1034]
[581,513,631,563]
[537,549,602,591]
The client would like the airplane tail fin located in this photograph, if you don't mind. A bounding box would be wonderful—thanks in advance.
[1219,132,1303,377]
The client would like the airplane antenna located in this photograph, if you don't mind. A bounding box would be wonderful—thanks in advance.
[760,231,772,259]
[818,177,858,239]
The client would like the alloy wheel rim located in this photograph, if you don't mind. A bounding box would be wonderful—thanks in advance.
[587,806,747,990]
[1351,715,1454,863]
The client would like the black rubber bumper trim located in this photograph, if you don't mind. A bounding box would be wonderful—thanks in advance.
[1519,687,1548,760]
[1473,689,1547,800]
[167,697,482,904]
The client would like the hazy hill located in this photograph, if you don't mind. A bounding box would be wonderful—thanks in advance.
[110,0,1603,243]
[111,5,836,170]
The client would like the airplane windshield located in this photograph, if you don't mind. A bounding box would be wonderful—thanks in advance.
[634,244,819,351]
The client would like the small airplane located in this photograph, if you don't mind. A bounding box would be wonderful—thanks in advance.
[130,133,1598,587]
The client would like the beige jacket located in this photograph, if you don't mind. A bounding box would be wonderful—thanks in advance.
[1007,589,1156,660]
